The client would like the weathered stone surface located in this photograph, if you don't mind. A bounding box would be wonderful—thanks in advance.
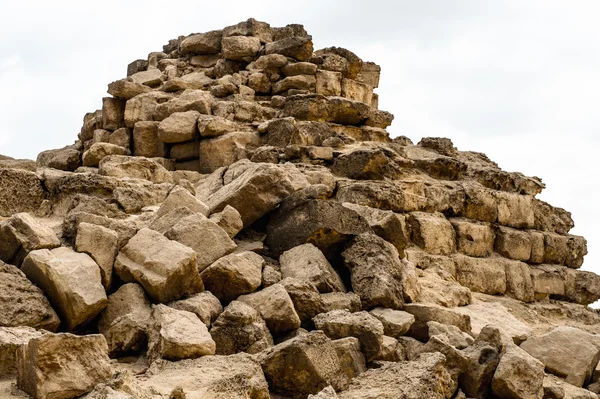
[369,307,415,338]
[98,155,173,184]
[427,321,473,349]
[107,79,152,99]
[210,300,273,355]
[342,233,405,310]
[0,261,60,331]
[157,110,200,143]
[200,251,263,301]
[450,218,495,257]
[148,304,216,361]
[280,277,324,326]
[179,30,223,55]
[259,331,346,398]
[0,327,45,377]
[265,36,314,61]
[82,143,129,167]
[408,212,456,255]
[132,121,166,158]
[37,147,82,172]
[222,36,262,60]
[97,283,151,357]
[459,342,500,399]
[198,131,261,173]
[238,283,301,335]
[206,160,309,227]
[338,352,454,399]
[316,70,342,96]
[455,302,531,345]
[0,213,60,266]
[404,303,472,341]
[167,291,222,327]
[165,213,237,271]
[209,205,243,238]
[22,247,107,330]
[492,342,545,399]
[331,337,366,383]
[308,386,339,399]
[141,353,269,399]
[313,309,384,362]
[520,326,600,387]
[114,228,204,303]
[543,374,598,399]
[321,292,362,313]
[280,243,345,293]
[17,333,112,399]
[76,222,118,290]
[495,226,533,261]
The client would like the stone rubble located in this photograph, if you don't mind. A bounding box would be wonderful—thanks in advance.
[1,18,600,399]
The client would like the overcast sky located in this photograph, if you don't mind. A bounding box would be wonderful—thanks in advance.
[1,1,598,274]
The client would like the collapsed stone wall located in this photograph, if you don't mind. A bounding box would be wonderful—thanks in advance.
[1,18,600,399]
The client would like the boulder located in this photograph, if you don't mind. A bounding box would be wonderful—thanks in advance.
[17,333,112,399]
[206,160,309,227]
[98,155,173,184]
[408,212,457,255]
[198,131,261,173]
[157,110,200,143]
[107,79,152,99]
[0,261,60,331]
[114,228,204,303]
[450,218,495,258]
[37,147,82,171]
[313,310,384,362]
[331,337,367,382]
[0,327,45,377]
[543,374,598,399]
[492,342,545,399]
[520,326,600,387]
[222,36,262,60]
[97,283,152,357]
[403,303,472,341]
[0,213,60,266]
[338,352,454,399]
[154,185,209,220]
[265,36,314,61]
[459,342,500,399]
[238,283,301,335]
[209,205,243,238]
[167,291,222,327]
[147,304,216,361]
[200,251,264,301]
[427,321,474,349]
[373,335,406,362]
[179,30,223,55]
[165,213,237,271]
[82,143,129,167]
[75,222,118,290]
[342,233,405,310]
[280,243,345,293]
[132,121,166,158]
[140,353,270,398]
[154,89,212,120]
[455,302,532,345]
[321,292,362,313]
[21,247,107,330]
[210,300,273,355]
[280,277,325,326]
[495,226,533,261]
[259,331,346,398]
[369,307,415,338]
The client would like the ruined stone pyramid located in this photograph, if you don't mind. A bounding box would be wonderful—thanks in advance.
[1,18,600,399]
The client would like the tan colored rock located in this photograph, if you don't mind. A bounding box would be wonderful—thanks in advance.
[454,255,507,295]
[37,146,82,172]
[197,114,240,138]
[369,308,415,338]
[98,155,173,184]
[198,131,261,173]
[200,251,263,301]
[157,110,200,143]
[492,342,545,399]
[316,70,342,96]
[459,341,500,398]
[495,192,535,229]
[97,283,152,357]
[222,36,262,60]
[280,243,345,293]
[313,309,384,362]
[167,291,222,327]
[495,226,533,261]
[238,283,301,335]
[416,267,473,307]
[128,68,163,86]
[543,374,598,399]
[210,300,273,355]
[165,213,237,271]
[0,327,45,377]
[102,97,125,131]
[22,247,107,330]
[82,143,129,167]
[427,321,474,349]
[341,78,373,104]
[331,337,366,383]
[17,333,112,399]
[309,386,338,399]
[179,30,223,55]
[148,304,216,361]
[259,331,346,398]
[154,185,209,221]
[455,302,531,345]
[403,303,472,341]
[75,222,118,290]
[0,213,60,266]
[408,212,456,255]
[209,205,243,238]
[321,292,362,313]
[154,89,213,120]
[114,228,204,303]
[272,75,316,94]
[342,233,405,310]
[450,218,495,257]
[0,261,60,331]
[338,352,454,399]
[132,121,166,158]
[107,79,152,99]
[520,326,600,387]
[265,36,314,61]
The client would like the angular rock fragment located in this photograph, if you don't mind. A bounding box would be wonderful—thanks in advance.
[0,168,45,218]
[0,327,45,377]
[313,309,384,362]
[98,155,173,184]
[209,205,243,238]
[147,304,216,361]
[491,343,545,399]
[369,307,415,338]
[167,291,222,327]
[114,228,204,303]
[259,331,346,398]
[0,213,60,266]
[280,277,325,326]
[97,283,152,357]
[22,247,107,330]
[238,283,301,335]
[459,341,500,399]
[76,222,118,290]
[210,300,273,355]
[280,243,345,293]
[17,333,112,399]
[82,143,129,167]
[200,251,263,301]
[403,303,472,341]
